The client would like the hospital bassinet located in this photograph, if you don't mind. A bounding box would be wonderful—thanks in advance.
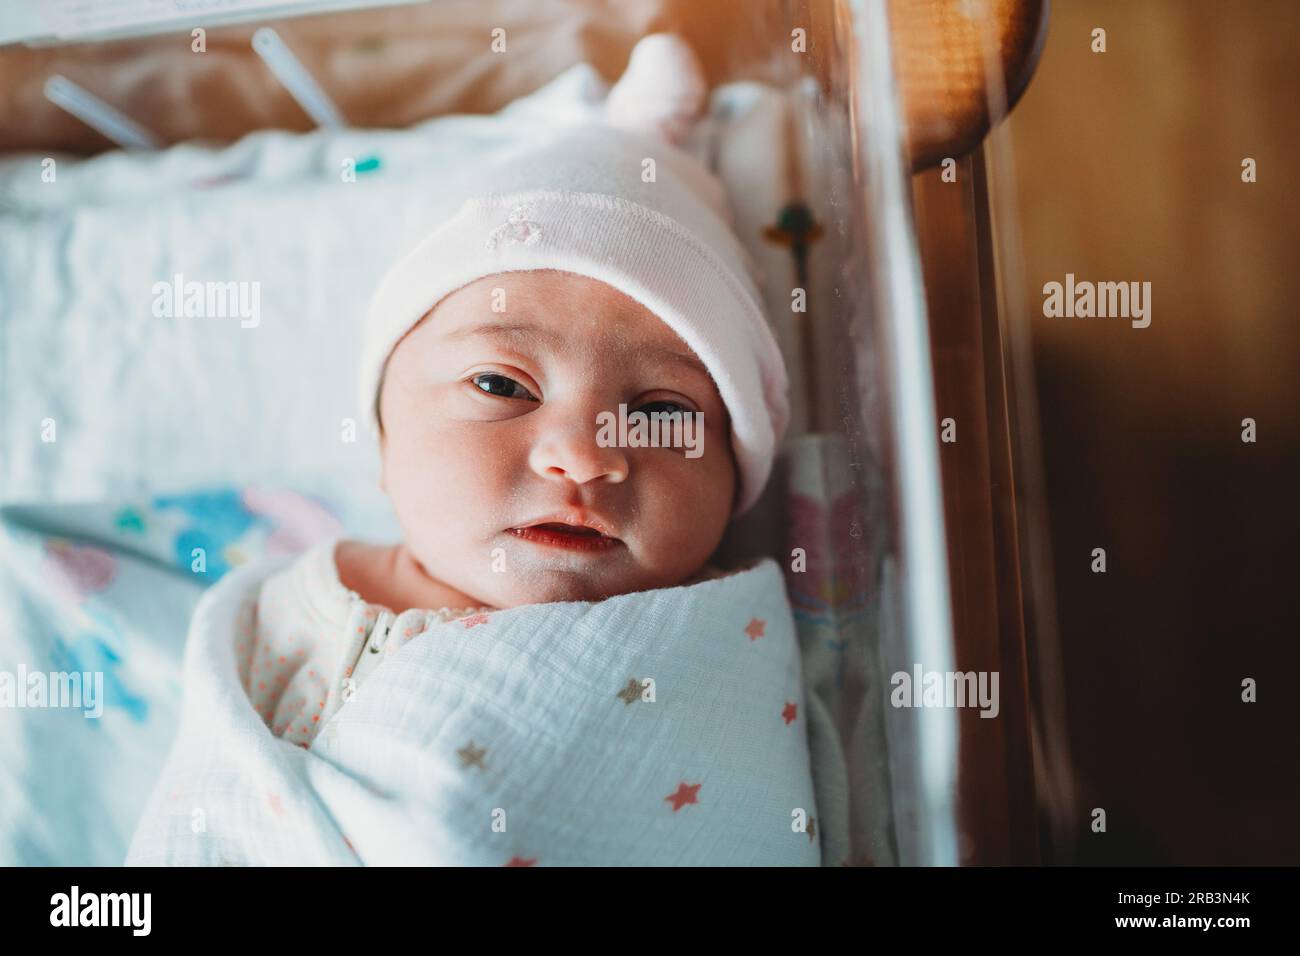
[0,0,1069,866]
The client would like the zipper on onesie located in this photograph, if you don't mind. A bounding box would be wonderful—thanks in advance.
[350,607,397,689]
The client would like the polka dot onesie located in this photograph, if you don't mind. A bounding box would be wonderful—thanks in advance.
[235,539,491,749]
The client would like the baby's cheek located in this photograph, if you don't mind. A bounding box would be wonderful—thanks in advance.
[637,451,732,551]
[384,439,451,530]
[387,429,514,548]
[388,417,470,487]
[682,434,736,507]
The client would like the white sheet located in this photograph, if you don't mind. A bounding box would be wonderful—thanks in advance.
[0,485,357,866]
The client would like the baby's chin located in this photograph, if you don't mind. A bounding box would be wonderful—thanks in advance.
[469,561,692,608]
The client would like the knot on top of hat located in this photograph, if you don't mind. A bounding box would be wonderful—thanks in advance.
[486,203,542,250]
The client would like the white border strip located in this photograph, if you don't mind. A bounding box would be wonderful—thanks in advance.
[43,74,160,150]
[252,27,345,129]
[849,0,960,866]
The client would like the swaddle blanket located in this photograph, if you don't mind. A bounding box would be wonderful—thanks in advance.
[125,551,822,866]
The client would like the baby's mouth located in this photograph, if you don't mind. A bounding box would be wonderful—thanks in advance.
[532,522,603,536]
[506,521,622,553]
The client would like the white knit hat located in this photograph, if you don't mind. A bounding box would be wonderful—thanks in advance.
[358,122,789,517]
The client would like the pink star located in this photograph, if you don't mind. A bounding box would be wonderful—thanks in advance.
[267,792,284,816]
[504,855,537,867]
[461,613,490,629]
[782,701,798,725]
[665,782,702,812]
[744,617,766,640]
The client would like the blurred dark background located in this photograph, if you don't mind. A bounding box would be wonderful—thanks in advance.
[1005,0,1299,864]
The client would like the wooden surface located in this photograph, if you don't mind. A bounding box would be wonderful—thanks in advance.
[998,0,1299,863]
[0,0,1046,171]
[891,0,1047,168]
[913,153,1042,864]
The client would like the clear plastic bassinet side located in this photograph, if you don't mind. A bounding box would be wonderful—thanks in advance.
[704,0,963,866]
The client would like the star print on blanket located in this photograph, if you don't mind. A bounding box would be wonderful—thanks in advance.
[124,552,821,866]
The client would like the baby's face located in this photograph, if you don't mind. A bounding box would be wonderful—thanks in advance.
[377,270,737,608]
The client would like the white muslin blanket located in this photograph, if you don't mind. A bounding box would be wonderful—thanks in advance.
[125,552,822,866]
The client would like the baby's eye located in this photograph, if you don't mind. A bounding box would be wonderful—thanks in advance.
[638,400,691,418]
[472,373,538,402]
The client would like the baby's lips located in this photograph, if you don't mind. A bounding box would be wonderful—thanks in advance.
[505,523,623,554]
[510,510,620,540]
[530,522,604,536]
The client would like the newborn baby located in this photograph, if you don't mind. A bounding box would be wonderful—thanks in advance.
[343,267,741,615]
[249,249,775,746]
[247,71,790,747]
[128,37,820,866]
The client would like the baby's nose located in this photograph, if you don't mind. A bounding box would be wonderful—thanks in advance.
[528,416,630,487]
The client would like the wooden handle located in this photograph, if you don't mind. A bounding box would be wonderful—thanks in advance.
[889,0,1050,169]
